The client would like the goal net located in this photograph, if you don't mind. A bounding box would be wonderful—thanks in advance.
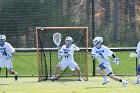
[36,27,88,81]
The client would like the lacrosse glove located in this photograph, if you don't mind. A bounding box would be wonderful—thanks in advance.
[114,58,119,65]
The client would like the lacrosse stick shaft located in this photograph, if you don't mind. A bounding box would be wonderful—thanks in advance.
[56,67,68,79]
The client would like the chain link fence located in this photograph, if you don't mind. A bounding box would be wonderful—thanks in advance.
[0,0,139,48]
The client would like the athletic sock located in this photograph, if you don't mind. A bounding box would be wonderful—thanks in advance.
[103,76,108,81]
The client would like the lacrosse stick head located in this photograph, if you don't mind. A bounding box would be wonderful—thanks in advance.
[130,52,137,58]
[53,33,62,47]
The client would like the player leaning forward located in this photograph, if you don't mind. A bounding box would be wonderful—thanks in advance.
[0,35,18,81]
[91,37,128,87]
[49,36,84,81]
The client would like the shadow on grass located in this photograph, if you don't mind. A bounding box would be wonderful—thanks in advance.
[0,84,9,86]
[48,78,84,82]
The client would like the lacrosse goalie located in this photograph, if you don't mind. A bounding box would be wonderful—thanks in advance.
[0,35,18,81]
[49,36,84,81]
[91,37,128,87]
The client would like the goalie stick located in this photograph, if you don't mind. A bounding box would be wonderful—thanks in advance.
[56,67,68,80]
[52,32,68,80]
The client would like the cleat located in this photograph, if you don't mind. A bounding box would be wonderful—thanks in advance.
[78,78,84,81]
[122,80,128,87]
[49,76,57,81]
[134,79,139,84]
[15,74,18,81]
[102,80,110,85]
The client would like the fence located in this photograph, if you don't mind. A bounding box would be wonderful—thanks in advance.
[0,0,140,48]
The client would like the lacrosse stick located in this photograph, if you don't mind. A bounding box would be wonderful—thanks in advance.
[52,33,68,80]
[130,52,138,58]
[53,32,62,50]
[56,67,68,80]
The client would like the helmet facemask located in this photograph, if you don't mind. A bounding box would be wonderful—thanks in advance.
[0,39,5,46]
[0,35,6,46]
[92,37,103,47]
[65,37,73,48]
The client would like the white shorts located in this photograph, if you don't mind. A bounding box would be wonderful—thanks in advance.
[58,61,78,71]
[99,62,113,75]
[0,58,13,70]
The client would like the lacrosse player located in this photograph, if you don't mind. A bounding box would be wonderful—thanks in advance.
[49,36,84,81]
[135,42,140,84]
[91,37,128,87]
[0,35,18,81]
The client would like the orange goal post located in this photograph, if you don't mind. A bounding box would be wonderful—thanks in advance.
[36,27,89,81]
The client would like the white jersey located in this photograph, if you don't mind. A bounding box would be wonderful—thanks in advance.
[91,45,113,65]
[59,45,75,63]
[136,42,140,55]
[136,42,140,64]
[0,42,15,58]
[0,42,15,69]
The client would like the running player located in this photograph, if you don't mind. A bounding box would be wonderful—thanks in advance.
[0,35,18,81]
[91,36,128,87]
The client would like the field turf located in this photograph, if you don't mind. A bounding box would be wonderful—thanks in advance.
[0,77,139,93]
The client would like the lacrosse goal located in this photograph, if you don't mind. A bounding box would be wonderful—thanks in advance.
[36,27,88,81]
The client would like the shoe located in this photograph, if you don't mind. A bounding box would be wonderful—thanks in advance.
[49,76,57,81]
[78,78,84,81]
[122,80,128,87]
[15,74,18,81]
[134,79,139,84]
[102,76,109,85]
[102,80,110,85]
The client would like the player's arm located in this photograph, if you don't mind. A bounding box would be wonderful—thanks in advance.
[57,46,63,58]
[112,53,119,64]
[91,48,96,59]
[72,44,80,51]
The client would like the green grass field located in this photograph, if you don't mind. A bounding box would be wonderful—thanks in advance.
[0,51,139,93]
[0,51,137,76]
[0,77,139,93]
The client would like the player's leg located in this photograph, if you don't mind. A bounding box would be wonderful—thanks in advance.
[8,69,18,80]
[5,60,18,81]
[0,68,1,75]
[105,66,128,87]
[69,62,84,81]
[96,63,109,84]
[108,73,128,87]
[75,66,84,81]
[0,60,4,74]
[49,64,61,81]
[135,64,140,84]
[49,61,67,81]
[0,61,2,75]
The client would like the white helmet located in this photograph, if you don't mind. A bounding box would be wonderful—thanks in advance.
[93,37,103,47]
[65,36,73,48]
[0,35,6,41]
[0,35,6,46]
